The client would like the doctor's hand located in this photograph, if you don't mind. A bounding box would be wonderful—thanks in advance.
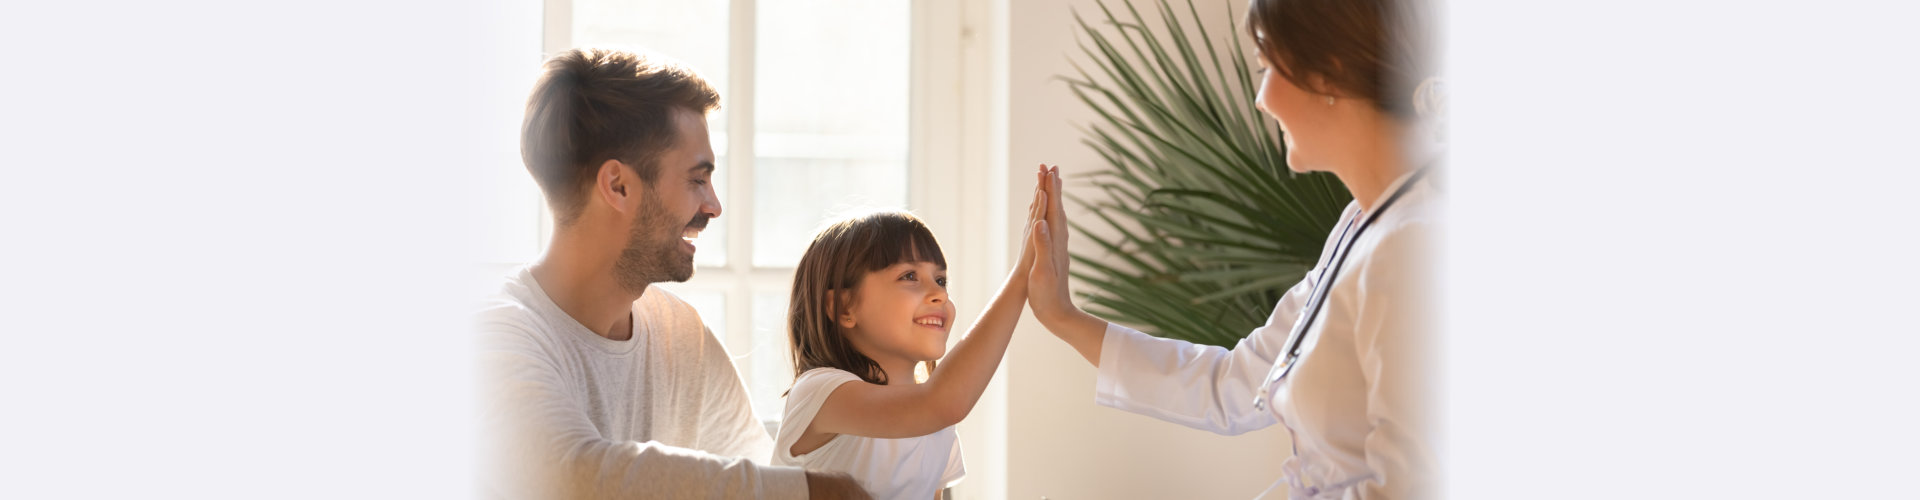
[1027,164,1107,366]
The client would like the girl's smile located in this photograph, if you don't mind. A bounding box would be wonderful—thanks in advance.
[912,313,948,332]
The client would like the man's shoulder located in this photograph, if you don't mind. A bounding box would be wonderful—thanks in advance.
[475,271,561,350]
[477,297,540,339]
[636,284,697,311]
[634,285,712,334]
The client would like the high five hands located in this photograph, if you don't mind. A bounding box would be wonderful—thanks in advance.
[1022,164,1106,366]
[1024,164,1070,322]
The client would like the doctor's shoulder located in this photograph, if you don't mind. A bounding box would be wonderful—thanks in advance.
[1348,202,1440,330]
[1359,177,1444,264]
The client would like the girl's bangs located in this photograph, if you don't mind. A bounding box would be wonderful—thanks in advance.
[854,212,947,272]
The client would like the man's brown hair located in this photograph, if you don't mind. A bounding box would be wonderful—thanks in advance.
[520,48,720,225]
[788,211,948,387]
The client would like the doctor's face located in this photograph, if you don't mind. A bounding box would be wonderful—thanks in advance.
[1253,46,1336,174]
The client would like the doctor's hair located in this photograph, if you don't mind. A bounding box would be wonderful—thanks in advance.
[1245,0,1437,119]
[787,210,947,389]
[520,48,720,226]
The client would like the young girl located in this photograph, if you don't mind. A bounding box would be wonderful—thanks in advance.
[773,166,1054,499]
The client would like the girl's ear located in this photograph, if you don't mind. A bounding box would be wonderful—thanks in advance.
[832,289,857,329]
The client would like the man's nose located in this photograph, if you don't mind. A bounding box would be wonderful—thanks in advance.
[703,189,723,218]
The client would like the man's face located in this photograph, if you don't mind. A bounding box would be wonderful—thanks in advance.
[613,109,722,292]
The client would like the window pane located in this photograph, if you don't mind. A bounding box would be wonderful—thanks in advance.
[572,0,729,97]
[697,151,728,268]
[751,291,795,421]
[751,157,907,267]
[574,0,732,267]
[753,0,911,268]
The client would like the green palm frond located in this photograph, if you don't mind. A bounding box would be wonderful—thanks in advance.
[1063,0,1350,347]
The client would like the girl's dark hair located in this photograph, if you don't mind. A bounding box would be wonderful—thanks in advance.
[1245,0,1435,118]
[788,211,947,387]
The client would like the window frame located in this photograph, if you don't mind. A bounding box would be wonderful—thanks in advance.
[534,0,977,422]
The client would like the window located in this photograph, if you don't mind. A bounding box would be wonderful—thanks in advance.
[478,0,959,423]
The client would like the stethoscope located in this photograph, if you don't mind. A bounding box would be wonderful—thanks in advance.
[1251,166,1432,413]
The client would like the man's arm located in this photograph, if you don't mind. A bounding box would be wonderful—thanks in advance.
[479,322,816,499]
[692,325,780,463]
[685,323,877,500]
[808,472,870,500]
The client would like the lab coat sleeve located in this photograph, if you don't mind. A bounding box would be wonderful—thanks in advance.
[1092,276,1317,436]
[1344,224,1439,500]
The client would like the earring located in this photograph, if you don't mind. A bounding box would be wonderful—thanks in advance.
[1326,96,1336,106]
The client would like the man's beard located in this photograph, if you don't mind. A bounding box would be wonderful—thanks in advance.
[612,190,706,293]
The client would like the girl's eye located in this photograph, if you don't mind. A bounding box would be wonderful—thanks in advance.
[900,270,917,281]
[935,276,948,287]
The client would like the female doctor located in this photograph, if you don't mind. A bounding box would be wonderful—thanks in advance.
[1025,0,1441,498]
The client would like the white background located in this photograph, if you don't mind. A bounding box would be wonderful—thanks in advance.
[3,0,1918,498]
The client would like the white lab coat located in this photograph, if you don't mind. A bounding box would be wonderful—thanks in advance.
[1094,169,1440,499]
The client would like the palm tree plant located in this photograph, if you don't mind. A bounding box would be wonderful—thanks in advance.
[1062,0,1352,347]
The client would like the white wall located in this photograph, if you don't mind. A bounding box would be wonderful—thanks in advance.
[987,0,1295,498]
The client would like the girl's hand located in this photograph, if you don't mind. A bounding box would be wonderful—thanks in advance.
[1027,164,1078,324]
[1014,164,1046,278]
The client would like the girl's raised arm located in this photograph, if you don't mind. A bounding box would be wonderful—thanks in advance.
[807,164,1052,440]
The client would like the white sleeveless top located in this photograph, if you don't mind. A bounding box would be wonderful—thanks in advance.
[772,368,965,500]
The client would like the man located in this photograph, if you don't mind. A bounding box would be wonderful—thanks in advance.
[478,48,867,499]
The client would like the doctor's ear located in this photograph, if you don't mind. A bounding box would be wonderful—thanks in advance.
[594,159,643,214]
[1299,59,1344,101]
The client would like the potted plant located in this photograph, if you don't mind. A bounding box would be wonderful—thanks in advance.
[1063,0,1352,346]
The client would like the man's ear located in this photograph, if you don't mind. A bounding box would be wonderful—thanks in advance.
[594,159,639,215]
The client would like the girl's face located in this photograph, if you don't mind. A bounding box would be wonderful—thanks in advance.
[842,260,956,375]
[1252,41,1339,174]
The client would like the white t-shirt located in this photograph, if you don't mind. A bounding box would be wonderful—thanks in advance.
[773,368,965,500]
[477,267,807,499]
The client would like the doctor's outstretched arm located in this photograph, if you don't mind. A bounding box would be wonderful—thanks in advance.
[1025,164,1326,435]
